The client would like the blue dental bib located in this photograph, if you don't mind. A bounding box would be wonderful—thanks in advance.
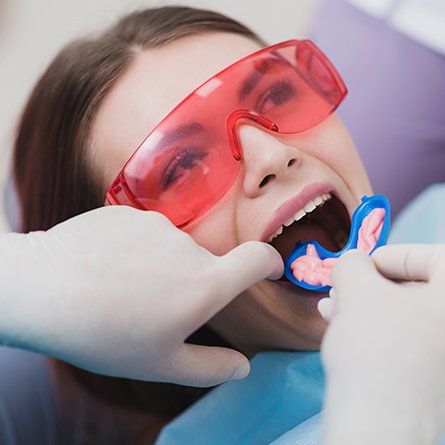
[156,352,324,445]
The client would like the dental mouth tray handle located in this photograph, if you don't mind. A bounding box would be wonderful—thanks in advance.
[284,194,391,292]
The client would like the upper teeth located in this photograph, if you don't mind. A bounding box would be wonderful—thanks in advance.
[268,193,332,242]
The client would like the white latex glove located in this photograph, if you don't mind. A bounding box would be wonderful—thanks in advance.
[0,206,283,387]
[319,245,445,445]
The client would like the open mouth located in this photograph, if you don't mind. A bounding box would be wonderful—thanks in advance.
[268,193,351,263]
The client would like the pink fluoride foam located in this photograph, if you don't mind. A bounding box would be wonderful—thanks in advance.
[357,207,385,252]
[290,208,386,287]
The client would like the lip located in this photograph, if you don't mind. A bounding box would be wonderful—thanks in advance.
[260,182,335,242]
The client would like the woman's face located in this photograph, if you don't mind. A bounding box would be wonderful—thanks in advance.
[90,32,372,354]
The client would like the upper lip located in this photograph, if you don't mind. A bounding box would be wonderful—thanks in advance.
[260,182,334,242]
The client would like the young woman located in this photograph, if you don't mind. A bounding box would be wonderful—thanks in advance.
[13,6,372,444]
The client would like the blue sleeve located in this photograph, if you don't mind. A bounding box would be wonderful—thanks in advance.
[0,347,58,444]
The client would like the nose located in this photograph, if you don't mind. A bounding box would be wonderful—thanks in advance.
[238,124,302,198]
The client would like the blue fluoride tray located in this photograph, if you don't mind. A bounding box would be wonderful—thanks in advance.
[284,195,391,292]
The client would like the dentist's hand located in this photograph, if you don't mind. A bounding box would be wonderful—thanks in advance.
[0,206,283,387]
[319,245,445,445]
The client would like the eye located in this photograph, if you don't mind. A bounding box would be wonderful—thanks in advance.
[256,80,296,114]
[160,147,208,190]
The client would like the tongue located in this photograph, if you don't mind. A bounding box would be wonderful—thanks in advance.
[272,221,337,261]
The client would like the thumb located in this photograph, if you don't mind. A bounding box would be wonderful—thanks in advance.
[331,250,383,308]
[169,344,250,387]
[213,241,283,311]
[371,244,441,282]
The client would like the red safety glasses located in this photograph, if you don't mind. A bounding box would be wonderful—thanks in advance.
[106,39,347,227]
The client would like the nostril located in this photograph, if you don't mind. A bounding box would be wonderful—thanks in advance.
[259,174,275,188]
[287,158,297,167]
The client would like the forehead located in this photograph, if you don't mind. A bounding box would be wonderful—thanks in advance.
[91,32,262,187]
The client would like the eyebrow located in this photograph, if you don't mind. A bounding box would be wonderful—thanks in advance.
[156,122,204,150]
[237,56,289,102]
[154,57,290,148]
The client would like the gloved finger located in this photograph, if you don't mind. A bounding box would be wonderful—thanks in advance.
[317,297,336,322]
[168,344,250,387]
[179,242,282,338]
[331,249,383,294]
[211,241,283,312]
[372,244,442,282]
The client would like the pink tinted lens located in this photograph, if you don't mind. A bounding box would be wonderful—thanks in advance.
[251,41,346,132]
[122,120,240,227]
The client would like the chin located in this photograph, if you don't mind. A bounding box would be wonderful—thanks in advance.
[254,279,328,351]
[208,280,328,356]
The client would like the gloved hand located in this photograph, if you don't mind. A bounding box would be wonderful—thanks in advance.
[319,245,445,445]
[0,206,283,387]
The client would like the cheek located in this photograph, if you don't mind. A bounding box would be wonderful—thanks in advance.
[321,137,363,177]
[185,188,239,255]
[306,116,371,192]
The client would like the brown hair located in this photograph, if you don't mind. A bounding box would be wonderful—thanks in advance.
[13,6,265,444]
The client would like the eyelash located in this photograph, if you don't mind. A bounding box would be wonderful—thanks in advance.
[160,147,208,190]
[256,79,296,113]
